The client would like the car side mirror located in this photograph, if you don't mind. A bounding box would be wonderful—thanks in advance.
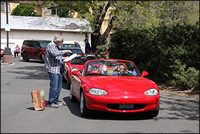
[72,70,79,76]
[141,71,148,77]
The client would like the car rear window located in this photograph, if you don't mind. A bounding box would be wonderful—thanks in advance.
[62,49,83,57]
[62,44,75,47]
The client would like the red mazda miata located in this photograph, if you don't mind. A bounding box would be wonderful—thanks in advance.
[70,59,160,117]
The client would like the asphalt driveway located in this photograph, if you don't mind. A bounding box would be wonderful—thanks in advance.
[1,58,199,133]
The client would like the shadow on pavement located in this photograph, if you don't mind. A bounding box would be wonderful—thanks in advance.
[63,96,153,120]
[157,92,199,121]
[6,59,49,80]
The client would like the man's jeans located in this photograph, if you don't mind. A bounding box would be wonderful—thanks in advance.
[48,73,62,104]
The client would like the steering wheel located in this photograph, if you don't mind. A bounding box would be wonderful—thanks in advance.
[118,71,131,76]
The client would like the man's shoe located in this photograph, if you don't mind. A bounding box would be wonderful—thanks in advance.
[47,103,59,108]
[55,102,64,106]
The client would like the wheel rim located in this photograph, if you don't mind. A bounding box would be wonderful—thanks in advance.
[80,92,84,113]
[69,84,72,100]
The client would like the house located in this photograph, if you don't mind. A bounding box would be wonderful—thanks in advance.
[1,1,112,56]
[1,14,92,53]
[1,1,110,38]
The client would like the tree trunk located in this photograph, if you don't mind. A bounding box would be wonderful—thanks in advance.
[92,15,116,53]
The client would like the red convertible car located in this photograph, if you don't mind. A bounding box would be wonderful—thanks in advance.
[70,59,160,117]
[62,53,106,88]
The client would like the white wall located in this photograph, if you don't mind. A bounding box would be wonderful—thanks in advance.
[1,29,91,53]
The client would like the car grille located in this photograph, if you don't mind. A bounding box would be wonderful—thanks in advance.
[106,104,145,110]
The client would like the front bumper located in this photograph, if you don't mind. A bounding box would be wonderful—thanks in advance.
[84,92,160,113]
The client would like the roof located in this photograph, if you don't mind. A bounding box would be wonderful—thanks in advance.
[1,15,92,32]
[23,40,51,42]
[19,1,44,5]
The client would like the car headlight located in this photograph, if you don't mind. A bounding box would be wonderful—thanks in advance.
[89,88,108,96]
[144,88,158,96]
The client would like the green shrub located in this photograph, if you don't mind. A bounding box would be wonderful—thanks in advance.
[11,4,42,17]
[169,59,199,90]
[109,21,199,91]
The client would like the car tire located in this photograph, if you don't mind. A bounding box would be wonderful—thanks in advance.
[22,52,29,62]
[145,105,159,118]
[41,53,45,63]
[80,90,90,117]
[66,73,70,89]
[69,83,76,102]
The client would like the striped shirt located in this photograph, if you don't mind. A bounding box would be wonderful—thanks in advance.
[44,41,66,74]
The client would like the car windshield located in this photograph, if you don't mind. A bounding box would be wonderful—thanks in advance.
[62,44,75,47]
[40,41,51,48]
[84,60,141,76]
[62,49,83,57]
[71,54,106,65]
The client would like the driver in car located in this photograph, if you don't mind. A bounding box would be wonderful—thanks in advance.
[112,64,137,76]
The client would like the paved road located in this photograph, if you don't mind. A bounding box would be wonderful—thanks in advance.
[1,58,199,133]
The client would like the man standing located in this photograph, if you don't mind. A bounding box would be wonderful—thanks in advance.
[45,34,72,108]
[84,39,92,53]
[74,40,81,48]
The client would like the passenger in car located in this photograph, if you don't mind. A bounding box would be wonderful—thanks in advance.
[89,64,108,75]
[101,64,108,75]
[89,65,101,74]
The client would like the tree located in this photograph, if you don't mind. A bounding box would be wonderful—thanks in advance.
[113,1,199,30]
[11,4,42,17]
[41,1,199,52]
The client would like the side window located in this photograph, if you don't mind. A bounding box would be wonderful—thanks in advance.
[27,41,31,47]
[23,41,28,46]
[28,41,35,47]
[35,42,40,48]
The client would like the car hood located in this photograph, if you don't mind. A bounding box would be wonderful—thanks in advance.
[86,76,157,93]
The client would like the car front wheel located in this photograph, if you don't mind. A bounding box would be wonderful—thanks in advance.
[80,91,90,117]
[69,83,76,102]
[22,52,29,62]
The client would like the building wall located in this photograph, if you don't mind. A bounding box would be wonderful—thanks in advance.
[35,6,42,15]
[1,29,90,54]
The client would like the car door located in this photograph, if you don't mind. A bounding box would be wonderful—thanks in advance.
[32,41,41,59]
[26,41,35,58]
[71,68,82,99]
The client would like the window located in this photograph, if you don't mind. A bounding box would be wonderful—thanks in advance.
[29,41,35,47]
[45,6,57,16]
[1,2,10,13]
